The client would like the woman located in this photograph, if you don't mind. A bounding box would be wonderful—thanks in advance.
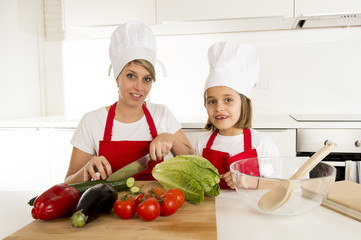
[65,21,194,184]
[195,42,281,189]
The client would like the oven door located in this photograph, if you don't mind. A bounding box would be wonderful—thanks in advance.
[296,129,361,182]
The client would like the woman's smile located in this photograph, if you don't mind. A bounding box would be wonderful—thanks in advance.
[130,93,142,100]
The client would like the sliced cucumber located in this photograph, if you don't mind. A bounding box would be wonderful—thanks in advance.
[130,186,141,193]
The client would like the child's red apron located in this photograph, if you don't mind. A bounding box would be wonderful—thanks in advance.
[98,102,162,180]
[202,129,260,189]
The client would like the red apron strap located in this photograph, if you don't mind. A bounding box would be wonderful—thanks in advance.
[243,129,252,151]
[103,102,158,141]
[103,102,117,141]
[142,103,158,139]
[206,130,218,149]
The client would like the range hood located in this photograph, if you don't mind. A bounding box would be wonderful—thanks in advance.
[293,13,361,29]
[152,13,361,35]
[63,13,361,39]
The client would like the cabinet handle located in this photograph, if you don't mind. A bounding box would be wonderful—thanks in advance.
[355,140,361,148]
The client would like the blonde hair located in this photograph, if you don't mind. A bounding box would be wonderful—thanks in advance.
[204,94,253,131]
[123,59,156,81]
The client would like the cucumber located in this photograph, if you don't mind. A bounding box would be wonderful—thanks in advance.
[27,177,135,206]
[73,177,135,196]
[130,186,141,193]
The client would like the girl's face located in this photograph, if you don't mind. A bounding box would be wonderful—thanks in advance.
[205,86,242,136]
[117,62,153,108]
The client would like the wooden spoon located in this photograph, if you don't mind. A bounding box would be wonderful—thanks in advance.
[258,142,336,211]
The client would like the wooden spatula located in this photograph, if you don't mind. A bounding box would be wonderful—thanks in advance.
[258,142,336,211]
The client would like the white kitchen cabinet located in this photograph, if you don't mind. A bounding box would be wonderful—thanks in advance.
[256,129,296,157]
[182,129,208,149]
[47,129,75,185]
[0,128,50,191]
[156,0,293,23]
[295,0,361,16]
[0,128,75,191]
[0,0,44,119]
[63,0,156,29]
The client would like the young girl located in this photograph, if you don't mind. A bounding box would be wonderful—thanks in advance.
[195,42,282,189]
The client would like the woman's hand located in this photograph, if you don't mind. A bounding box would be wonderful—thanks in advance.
[83,156,112,181]
[149,133,174,160]
[222,171,235,189]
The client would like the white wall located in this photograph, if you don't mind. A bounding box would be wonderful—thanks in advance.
[1,0,361,121]
[50,27,361,121]
[0,0,44,119]
[155,28,361,119]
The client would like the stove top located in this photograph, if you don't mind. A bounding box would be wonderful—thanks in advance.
[289,114,361,122]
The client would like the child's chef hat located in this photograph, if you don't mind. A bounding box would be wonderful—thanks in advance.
[109,21,156,79]
[204,42,259,98]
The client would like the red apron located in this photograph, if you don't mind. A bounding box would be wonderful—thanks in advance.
[202,129,260,189]
[98,102,162,180]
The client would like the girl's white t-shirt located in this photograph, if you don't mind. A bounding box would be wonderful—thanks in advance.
[195,129,282,177]
[71,102,181,156]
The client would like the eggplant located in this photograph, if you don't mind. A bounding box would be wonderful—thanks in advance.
[71,183,117,227]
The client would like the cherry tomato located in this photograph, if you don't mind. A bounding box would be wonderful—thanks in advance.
[166,189,185,207]
[136,197,160,221]
[135,193,145,206]
[147,188,164,200]
[160,193,179,216]
[113,196,136,219]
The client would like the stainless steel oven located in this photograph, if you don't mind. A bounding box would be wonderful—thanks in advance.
[296,129,361,182]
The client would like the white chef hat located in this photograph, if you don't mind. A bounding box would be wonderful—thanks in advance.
[204,42,259,98]
[109,21,156,79]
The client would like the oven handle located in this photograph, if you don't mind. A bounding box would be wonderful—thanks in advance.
[322,161,346,167]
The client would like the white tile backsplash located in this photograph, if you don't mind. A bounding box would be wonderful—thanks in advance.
[46,27,361,120]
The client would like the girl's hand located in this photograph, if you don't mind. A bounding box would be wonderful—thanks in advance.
[83,156,112,181]
[222,171,235,189]
[149,133,174,161]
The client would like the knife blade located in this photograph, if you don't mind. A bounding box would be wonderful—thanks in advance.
[106,154,151,181]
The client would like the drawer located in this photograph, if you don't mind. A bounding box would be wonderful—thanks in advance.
[297,129,361,153]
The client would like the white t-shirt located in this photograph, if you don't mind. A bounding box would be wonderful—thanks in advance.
[195,129,282,178]
[71,102,181,156]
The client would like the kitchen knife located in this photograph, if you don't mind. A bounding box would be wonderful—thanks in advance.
[106,154,151,181]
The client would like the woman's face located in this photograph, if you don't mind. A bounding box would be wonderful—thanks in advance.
[205,86,242,136]
[117,62,153,108]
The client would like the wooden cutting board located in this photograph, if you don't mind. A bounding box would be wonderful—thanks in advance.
[322,180,361,221]
[5,181,217,240]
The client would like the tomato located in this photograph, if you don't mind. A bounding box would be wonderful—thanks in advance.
[113,196,136,219]
[147,188,164,200]
[166,189,185,207]
[160,193,179,216]
[136,197,160,221]
[135,193,145,206]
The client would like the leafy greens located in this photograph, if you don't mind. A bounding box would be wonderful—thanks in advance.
[152,155,220,204]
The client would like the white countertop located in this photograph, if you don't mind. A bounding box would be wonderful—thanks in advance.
[1,190,360,240]
[1,114,361,129]
[217,190,361,240]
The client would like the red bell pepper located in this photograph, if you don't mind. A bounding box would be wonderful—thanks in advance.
[31,183,80,220]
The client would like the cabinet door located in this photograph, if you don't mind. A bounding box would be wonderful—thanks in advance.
[0,128,51,191]
[257,129,296,157]
[48,129,75,185]
[156,0,293,23]
[295,0,361,16]
[63,0,156,28]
